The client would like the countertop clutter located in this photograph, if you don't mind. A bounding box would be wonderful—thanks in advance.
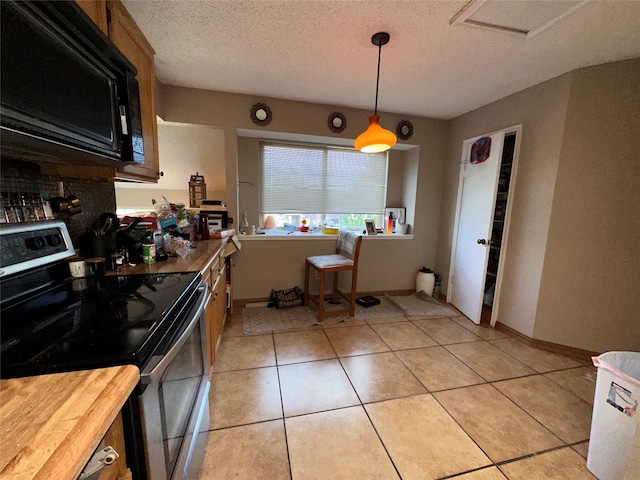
[0,365,139,480]
[107,236,237,275]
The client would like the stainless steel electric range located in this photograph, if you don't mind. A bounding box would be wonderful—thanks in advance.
[0,221,210,480]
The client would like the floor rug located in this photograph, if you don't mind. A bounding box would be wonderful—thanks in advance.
[242,294,458,334]
[242,296,404,334]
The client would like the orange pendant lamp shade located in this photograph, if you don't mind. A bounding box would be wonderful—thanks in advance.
[354,32,397,153]
[354,115,397,153]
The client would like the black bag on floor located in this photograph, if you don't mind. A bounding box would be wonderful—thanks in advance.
[269,286,304,309]
[356,295,380,308]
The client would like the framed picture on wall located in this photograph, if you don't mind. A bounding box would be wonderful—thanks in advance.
[364,219,377,235]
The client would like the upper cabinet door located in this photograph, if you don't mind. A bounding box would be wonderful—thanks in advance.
[75,0,108,35]
[107,0,160,182]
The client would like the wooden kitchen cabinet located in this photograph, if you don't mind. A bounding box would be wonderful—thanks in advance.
[107,0,160,183]
[214,260,228,345]
[76,0,108,35]
[74,0,159,182]
[97,412,131,480]
[203,250,228,367]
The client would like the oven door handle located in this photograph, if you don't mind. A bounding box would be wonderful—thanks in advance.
[140,282,208,385]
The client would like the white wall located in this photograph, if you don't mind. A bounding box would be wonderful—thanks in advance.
[115,119,226,212]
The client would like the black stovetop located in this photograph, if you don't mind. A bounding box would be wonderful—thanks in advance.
[0,271,200,378]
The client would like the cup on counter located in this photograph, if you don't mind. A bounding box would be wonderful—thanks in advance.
[246,225,255,235]
[68,259,87,278]
[86,257,106,277]
[142,243,156,264]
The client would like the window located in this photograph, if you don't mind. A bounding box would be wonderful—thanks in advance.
[260,142,388,230]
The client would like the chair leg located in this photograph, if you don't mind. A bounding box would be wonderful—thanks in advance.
[304,261,310,306]
[349,269,358,317]
[332,271,339,302]
[318,270,326,322]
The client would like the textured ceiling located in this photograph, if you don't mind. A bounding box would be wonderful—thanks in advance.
[122,0,640,120]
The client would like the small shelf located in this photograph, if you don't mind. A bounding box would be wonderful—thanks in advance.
[486,272,497,278]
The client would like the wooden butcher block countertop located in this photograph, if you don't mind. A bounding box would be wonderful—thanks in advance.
[0,365,139,480]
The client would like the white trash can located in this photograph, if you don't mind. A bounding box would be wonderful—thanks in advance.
[587,351,640,480]
[416,271,435,296]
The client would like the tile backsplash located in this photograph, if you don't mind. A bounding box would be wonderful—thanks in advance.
[1,159,116,246]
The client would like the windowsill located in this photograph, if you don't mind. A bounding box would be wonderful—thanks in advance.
[238,230,414,240]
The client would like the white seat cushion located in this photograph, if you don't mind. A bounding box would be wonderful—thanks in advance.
[307,254,354,269]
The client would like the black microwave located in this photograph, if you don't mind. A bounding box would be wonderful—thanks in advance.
[0,1,144,167]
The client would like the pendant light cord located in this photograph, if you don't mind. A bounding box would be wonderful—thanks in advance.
[374,42,382,116]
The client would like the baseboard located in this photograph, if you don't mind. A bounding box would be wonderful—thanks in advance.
[361,289,416,298]
[234,298,268,308]
[495,322,599,361]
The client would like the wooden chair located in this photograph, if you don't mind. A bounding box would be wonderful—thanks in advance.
[304,230,363,322]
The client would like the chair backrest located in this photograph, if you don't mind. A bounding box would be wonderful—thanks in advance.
[336,230,362,263]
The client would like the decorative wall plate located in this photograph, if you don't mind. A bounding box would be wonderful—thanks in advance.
[396,120,413,140]
[250,103,272,126]
[470,137,491,164]
[328,112,347,133]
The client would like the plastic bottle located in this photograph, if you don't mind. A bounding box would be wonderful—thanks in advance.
[386,212,393,235]
[241,211,249,233]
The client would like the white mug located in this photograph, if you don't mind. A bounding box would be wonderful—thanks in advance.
[246,225,255,235]
[69,260,87,278]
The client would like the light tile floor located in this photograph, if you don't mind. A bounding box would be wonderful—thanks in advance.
[198,310,598,479]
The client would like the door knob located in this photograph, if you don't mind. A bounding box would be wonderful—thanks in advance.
[477,238,487,245]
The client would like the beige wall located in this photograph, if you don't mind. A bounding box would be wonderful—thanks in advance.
[533,59,640,352]
[157,60,638,350]
[115,120,227,212]
[439,59,639,352]
[438,73,573,337]
[158,85,449,299]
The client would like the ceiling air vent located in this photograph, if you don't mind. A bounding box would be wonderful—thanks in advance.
[450,0,592,38]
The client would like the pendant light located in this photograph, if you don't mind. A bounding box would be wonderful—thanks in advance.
[354,32,397,153]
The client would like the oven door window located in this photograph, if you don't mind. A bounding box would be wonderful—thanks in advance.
[158,323,204,478]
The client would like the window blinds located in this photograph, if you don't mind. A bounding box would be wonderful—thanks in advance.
[260,142,388,214]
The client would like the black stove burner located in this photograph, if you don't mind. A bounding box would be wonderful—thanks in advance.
[0,272,200,378]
